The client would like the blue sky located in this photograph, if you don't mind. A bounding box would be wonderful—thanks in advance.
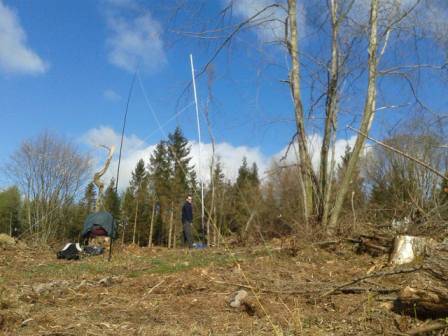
[1,0,447,190]
[0,0,300,188]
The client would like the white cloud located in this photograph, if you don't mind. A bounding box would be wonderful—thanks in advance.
[82,126,155,191]
[104,0,166,73]
[190,141,268,182]
[0,0,48,75]
[422,1,448,46]
[103,89,122,101]
[81,126,269,191]
[350,0,419,23]
[225,0,306,43]
[273,134,359,172]
[347,0,448,54]
[82,127,371,192]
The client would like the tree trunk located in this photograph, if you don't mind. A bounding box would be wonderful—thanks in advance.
[173,213,177,249]
[132,199,139,245]
[121,218,126,244]
[148,201,156,247]
[328,0,379,234]
[168,204,174,248]
[320,0,339,227]
[94,145,115,212]
[212,203,217,246]
[9,212,13,236]
[287,0,317,223]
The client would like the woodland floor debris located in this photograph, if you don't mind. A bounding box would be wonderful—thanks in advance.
[0,234,16,247]
[0,239,447,335]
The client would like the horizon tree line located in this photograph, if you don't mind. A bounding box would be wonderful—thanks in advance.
[1,122,447,244]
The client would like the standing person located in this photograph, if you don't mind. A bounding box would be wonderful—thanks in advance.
[182,194,193,248]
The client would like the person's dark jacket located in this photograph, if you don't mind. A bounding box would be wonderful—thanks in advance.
[182,201,193,223]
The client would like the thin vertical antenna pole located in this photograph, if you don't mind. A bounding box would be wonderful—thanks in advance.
[109,69,137,262]
[189,54,205,243]
[115,70,138,193]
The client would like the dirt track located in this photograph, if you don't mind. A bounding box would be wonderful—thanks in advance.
[0,239,442,335]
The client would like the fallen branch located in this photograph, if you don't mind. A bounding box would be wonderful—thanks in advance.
[406,321,448,335]
[322,266,422,297]
[313,240,341,247]
[348,125,447,181]
[208,277,324,295]
[144,279,166,297]
[336,286,400,295]
[130,279,167,308]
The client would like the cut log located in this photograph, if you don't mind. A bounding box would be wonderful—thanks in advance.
[394,243,448,318]
[396,285,448,318]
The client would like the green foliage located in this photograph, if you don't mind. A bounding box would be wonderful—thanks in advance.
[228,157,262,236]
[366,134,444,223]
[5,131,91,242]
[335,145,365,217]
[0,186,21,235]
[168,126,196,197]
[81,182,96,215]
[104,178,120,220]
[148,127,197,246]
[149,141,171,245]
[204,160,232,243]
[61,203,85,241]
[120,187,135,242]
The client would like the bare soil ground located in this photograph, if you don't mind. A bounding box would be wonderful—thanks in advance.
[0,238,445,335]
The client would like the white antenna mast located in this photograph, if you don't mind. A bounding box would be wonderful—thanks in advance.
[189,54,205,242]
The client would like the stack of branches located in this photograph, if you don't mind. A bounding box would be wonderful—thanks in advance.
[394,242,448,319]
[350,232,394,257]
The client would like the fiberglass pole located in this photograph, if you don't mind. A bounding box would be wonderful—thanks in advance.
[109,70,137,261]
[189,54,205,243]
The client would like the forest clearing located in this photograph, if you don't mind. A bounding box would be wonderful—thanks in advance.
[1,234,448,336]
[1,0,448,335]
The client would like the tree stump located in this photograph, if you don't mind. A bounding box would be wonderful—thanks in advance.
[389,235,429,265]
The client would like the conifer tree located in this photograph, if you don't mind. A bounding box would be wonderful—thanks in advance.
[81,182,96,215]
[129,159,149,244]
[121,187,135,243]
[104,178,120,220]
[147,127,197,246]
[230,158,262,236]
[168,127,196,196]
[0,186,21,235]
[236,157,251,188]
[207,161,228,245]
[149,141,171,245]
[167,127,197,244]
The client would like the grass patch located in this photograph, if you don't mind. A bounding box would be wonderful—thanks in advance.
[19,249,239,281]
[10,246,273,284]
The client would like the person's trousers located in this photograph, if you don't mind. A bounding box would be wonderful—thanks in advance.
[182,221,193,248]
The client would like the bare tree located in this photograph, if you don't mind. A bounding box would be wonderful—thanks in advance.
[93,144,115,212]
[4,132,91,242]
[365,123,447,229]
[169,0,446,236]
